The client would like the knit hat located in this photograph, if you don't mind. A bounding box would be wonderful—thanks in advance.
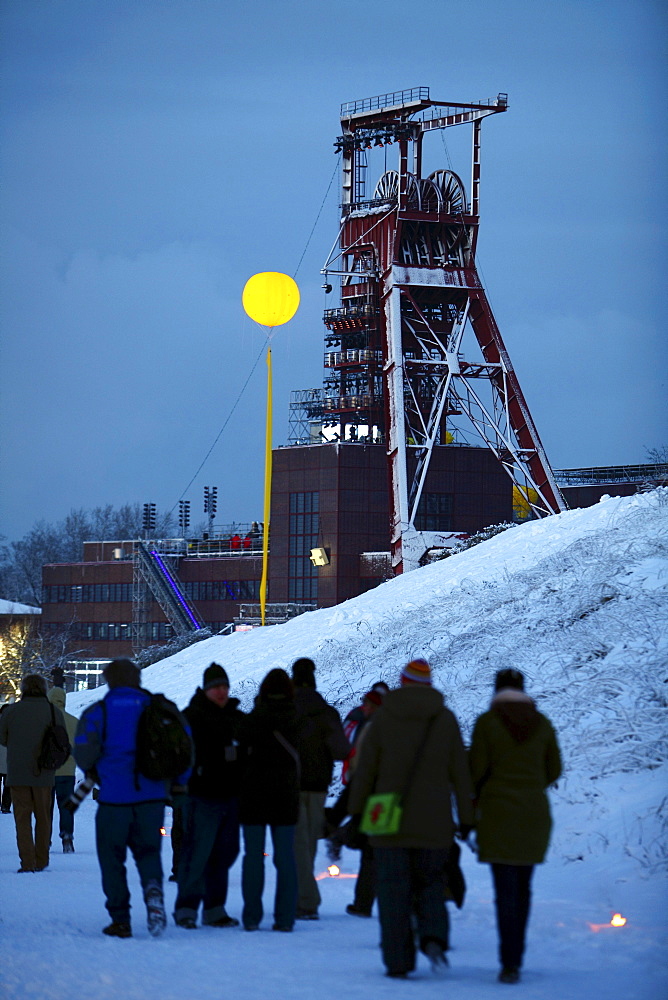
[494,668,524,692]
[400,659,432,686]
[260,668,294,702]
[372,681,390,696]
[203,663,230,691]
[363,690,383,707]
[104,658,141,689]
[291,657,316,688]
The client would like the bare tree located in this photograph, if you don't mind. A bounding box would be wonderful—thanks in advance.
[0,503,177,607]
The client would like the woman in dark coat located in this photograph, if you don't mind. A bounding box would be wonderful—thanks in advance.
[238,669,301,932]
[469,668,562,984]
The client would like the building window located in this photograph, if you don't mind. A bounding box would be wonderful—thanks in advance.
[183,580,261,602]
[414,493,453,532]
[289,492,319,602]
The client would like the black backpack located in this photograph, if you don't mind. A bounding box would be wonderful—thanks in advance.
[135,692,193,783]
[37,703,71,772]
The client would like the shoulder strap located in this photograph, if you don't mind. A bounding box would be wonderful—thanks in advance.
[273,729,301,780]
[400,712,439,803]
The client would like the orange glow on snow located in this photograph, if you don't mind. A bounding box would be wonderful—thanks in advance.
[588,912,628,932]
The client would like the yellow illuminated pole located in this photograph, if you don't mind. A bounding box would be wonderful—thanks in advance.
[242,272,300,625]
[260,345,273,626]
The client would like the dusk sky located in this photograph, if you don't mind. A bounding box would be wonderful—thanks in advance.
[1,0,665,544]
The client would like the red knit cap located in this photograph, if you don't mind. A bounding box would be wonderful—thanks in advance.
[400,658,432,685]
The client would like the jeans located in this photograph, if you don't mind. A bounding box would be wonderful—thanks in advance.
[242,824,297,930]
[375,846,450,976]
[96,801,164,924]
[174,797,240,924]
[52,775,75,838]
[491,863,534,970]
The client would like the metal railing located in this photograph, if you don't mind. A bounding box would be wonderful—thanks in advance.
[554,463,668,485]
[341,87,430,117]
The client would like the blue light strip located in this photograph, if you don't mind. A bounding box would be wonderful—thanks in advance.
[150,550,201,629]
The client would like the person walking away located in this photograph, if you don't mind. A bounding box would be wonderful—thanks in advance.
[173,663,245,929]
[349,658,474,979]
[0,703,12,813]
[291,657,349,920]
[47,686,78,852]
[0,674,68,872]
[325,688,385,915]
[238,668,301,932]
[74,658,192,939]
[469,668,562,985]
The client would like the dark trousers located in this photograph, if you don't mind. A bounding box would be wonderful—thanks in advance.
[95,801,164,924]
[174,797,240,924]
[375,846,449,976]
[491,863,534,970]
[242,824,297,930]
[170,802,183,877]
[51,775,75,838]
[0,773,11,811]
[353,842,376,912]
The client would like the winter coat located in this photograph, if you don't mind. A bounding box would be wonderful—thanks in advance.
[183,689,245,800]
[0,694,66,787]
[469,689,562,865]
[292,687,350,792]
[48,688,78,778]
[73,686,191,805]
[349,685,474,850]
[238,698,301,827]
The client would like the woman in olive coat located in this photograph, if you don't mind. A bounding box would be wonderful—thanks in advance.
[469,668,562,984]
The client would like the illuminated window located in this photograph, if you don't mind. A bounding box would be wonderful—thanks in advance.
[289,492,319,601]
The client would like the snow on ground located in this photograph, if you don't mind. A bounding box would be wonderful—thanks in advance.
[1,489,667,999]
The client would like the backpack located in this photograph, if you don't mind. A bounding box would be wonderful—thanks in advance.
[135,692,193,783]
[37,703,72,772]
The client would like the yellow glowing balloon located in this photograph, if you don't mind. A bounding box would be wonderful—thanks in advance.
[242,272,300,327]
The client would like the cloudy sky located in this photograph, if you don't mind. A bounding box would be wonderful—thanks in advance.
[1,0,665,543]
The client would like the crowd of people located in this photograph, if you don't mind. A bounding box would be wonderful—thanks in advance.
[0,655,561,985]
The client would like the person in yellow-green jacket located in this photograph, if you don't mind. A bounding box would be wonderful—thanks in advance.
[469,668,562,985]
[47,686,79,853]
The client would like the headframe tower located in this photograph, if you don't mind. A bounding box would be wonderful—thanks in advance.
[316,87,566,573]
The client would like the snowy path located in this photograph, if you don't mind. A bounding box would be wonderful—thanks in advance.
[1,799,665,1000]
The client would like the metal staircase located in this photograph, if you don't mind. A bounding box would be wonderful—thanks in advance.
[132,542,204,651]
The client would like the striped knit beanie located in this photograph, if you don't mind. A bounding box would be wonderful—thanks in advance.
[400,658,432,686]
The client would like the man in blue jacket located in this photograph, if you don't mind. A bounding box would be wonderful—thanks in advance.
[74,658,191,939]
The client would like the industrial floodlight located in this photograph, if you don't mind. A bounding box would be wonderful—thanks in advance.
[309,547,330,566]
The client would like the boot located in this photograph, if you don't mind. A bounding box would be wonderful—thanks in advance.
[145,882,167,938]
[62,835,75,854]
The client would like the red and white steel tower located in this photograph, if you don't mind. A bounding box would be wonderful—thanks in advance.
[313,87,566,574]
